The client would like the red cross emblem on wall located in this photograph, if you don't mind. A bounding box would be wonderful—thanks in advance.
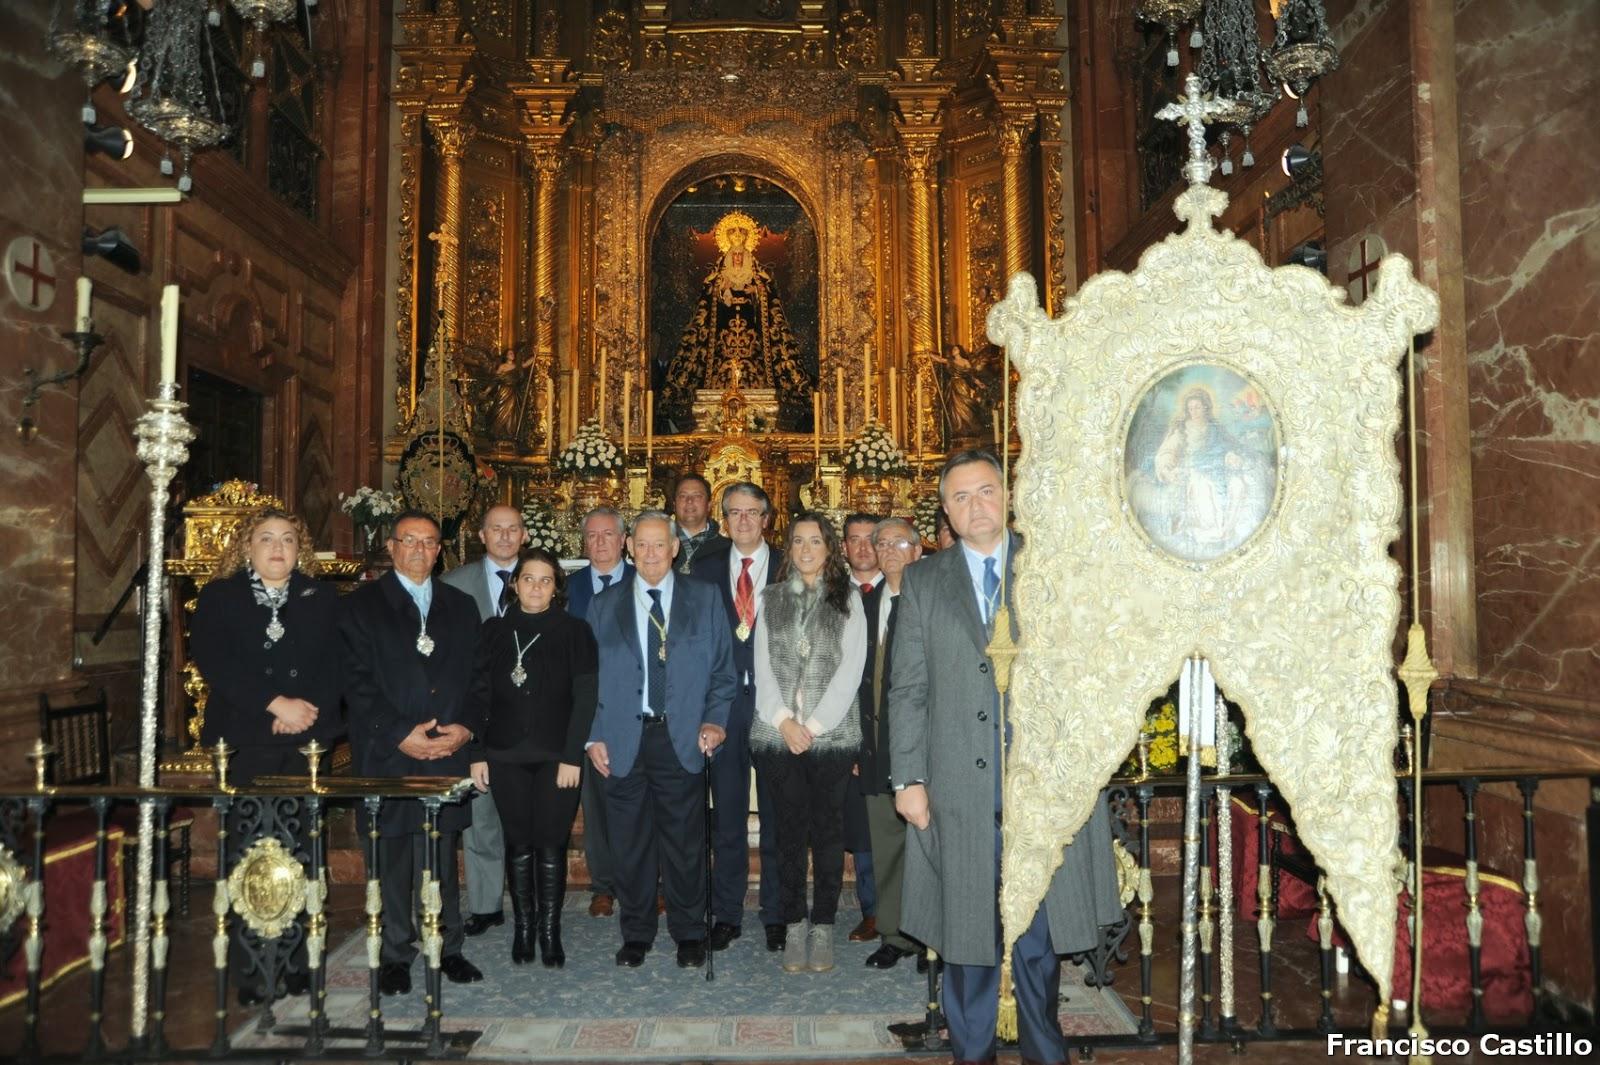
[1345,235,1386,307]
[4,236,59,312]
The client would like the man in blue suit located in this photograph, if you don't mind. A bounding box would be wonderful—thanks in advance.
[587,510,735,969]
[565,506,634,918]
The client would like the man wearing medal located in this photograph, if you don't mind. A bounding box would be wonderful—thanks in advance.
[343,509,487,995]
[586,510,736,969]
[688,481,787,953]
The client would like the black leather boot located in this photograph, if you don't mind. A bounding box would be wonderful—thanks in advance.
[507,847,537,965]
[536,847,567,968]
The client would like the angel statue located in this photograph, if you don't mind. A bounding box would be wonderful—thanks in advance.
[659,210,811,431]
[929,342,1002,443]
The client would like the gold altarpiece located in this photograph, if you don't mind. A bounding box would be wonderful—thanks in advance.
[384,1,1070,525]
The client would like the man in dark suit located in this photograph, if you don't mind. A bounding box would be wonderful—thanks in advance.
[688,481,785,953]
[858,516,924,970]
[564,506,634,918]
[440,503,526,936]
[587,510,735,969]
[670,472,729,575]
[342,510,487,995]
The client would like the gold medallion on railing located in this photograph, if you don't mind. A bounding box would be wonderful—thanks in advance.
[227,837,307,939]
[0,844,26,930]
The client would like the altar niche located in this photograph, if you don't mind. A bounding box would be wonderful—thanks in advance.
[648,174,818,434]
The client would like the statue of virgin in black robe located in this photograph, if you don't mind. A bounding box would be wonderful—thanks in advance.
[659,212,811,430]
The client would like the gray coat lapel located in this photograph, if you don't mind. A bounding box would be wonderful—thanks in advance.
[615,585,642,664]
[939,549,989,654]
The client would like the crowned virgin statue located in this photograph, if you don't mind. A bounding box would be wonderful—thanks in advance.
[659,211,811,430]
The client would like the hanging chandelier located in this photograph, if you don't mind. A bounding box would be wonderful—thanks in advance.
[126,0,229,193]
[1197,0,1278,174]
[1135,0,1205,67]
[228,0,299,78]
[48,0,139,123]
[1267,0,1340,127]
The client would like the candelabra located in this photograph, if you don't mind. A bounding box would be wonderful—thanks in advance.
[17,329,102,440]
[128,381,195,1046]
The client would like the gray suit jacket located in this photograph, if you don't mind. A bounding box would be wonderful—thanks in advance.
[441,559,503,623]
[586,574,736,777]
[888,538,1124,965]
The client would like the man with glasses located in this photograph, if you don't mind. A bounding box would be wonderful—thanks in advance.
[688,482,787,952]
[858,517,925,970]
[565,506,635,918]
[441,504,527,938]
[343,509,486,995]
[670,473,729,575]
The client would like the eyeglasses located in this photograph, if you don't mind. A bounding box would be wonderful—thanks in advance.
[875,538,916,552]
[391,535,441,550]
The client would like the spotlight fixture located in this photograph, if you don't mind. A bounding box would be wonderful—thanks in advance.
[117,56,138,95]
[1286,240,1327,274]
[82,225,142,274]
[1281,143,1312,178]
[85,122,135,160]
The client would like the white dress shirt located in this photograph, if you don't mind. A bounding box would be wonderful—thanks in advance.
[633,570,675,718]
[960,533,1010,624]
[590,560,626,597]
[482,556,515,616]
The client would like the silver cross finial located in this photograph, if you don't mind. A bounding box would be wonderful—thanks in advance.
[1156,73,1231,187]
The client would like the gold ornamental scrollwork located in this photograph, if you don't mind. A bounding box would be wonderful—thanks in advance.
[836,6,879,71]
[0,844,27,931]
[591,10,632,72]
[228,837,308,940]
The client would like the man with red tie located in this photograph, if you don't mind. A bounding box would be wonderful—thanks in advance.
[689,482,787,952]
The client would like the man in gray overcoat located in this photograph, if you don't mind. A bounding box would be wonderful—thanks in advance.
[890,449,1123,1065]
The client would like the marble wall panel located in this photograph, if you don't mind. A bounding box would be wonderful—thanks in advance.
[1456,0,1600,697]
[0,4,90,781]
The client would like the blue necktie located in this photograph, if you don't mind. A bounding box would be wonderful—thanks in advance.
[599,572,614,591]
[646,589,666,717]
[982,556,1001,627]
[495,569,513,615]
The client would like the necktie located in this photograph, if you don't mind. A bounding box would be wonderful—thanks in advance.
[646,589,666,717]
[734,557,755,632]
[495,569,513,615]
[982,556,1001,627]
[859,580,874,596]
[599,571,614,592]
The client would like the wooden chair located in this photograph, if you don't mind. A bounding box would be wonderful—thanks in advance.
[37,689,195,915]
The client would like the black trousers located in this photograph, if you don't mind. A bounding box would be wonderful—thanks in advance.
[708,703,781,928]
[489,758,581,849]
[226,745,323,994]
[373,830,464,966]
[601,721,708,945]
[754,748,852,926]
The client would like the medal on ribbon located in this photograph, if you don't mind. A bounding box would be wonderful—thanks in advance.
[265,616,285,643]
[735,620,751,642]
[416,631,435,656]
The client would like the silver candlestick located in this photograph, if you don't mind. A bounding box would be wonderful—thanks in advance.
[129,381,194,1045]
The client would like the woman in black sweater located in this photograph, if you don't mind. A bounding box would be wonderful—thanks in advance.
[189,505,344,1005]
[468,547,598,967]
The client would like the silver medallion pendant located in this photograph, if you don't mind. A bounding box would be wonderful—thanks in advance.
[416,631,435,657]
[510,662,528,687]
[265,616,285,643]
[797,636,810,659]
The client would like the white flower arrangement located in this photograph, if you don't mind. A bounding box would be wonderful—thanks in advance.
[556,419,623,478]
[912,493,942,544]
[518,500,566,555]
[338,486,402,526]
[843,420,910,478]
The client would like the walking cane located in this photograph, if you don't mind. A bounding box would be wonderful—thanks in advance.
[704,751,716,983]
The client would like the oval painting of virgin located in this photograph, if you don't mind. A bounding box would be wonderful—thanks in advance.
[1123,364,1281,564]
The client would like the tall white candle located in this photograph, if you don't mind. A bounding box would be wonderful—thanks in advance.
[915,369,925,457]
[597,347,608,427]
[159,284,179,386]
[622,369,632,453]
[645,390,654,466]
[862,341,872,422]
[888,366,899,442]
[76,277,93,333]
[834,366,845,448]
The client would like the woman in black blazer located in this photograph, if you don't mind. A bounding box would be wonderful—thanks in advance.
[468,547,598,967]
[189,505,344,1006]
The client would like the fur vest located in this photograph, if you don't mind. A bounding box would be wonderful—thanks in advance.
[750,577,862,758]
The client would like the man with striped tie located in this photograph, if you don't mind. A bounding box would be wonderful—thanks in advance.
[442,503,527,936]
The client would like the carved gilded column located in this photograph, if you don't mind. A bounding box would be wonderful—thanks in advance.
[1036,103,1070,315]
[998,110,1036,286]
[529,146,562,451]
[889,58,952,410]
[392,106,425,424]
[428,116,471,343]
